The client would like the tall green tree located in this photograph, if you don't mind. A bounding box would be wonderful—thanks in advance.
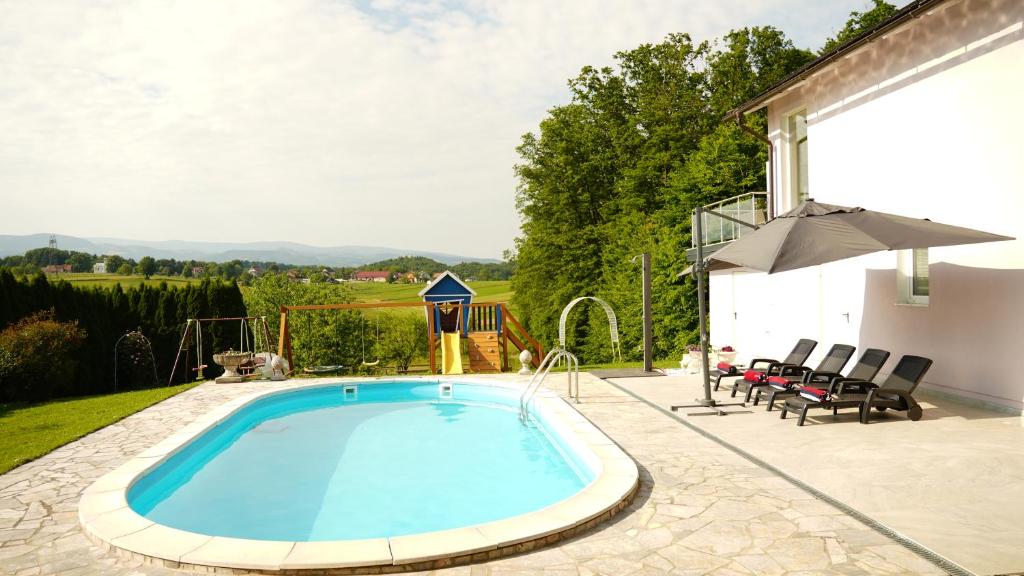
[243,274,362,369]
[512,28,812,363]
[821,1,898,54]
[137,256,157,278]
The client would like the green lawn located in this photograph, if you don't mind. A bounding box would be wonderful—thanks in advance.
[0,383,199,474]
[46,272,203,290]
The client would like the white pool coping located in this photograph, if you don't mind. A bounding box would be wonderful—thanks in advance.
[78,378,639,572]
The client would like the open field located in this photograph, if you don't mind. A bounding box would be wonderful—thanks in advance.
[42,274,513,304]
[344,280,515,318]
[45,272,203,289]
[347,280,512,304]
[0,382,199,474]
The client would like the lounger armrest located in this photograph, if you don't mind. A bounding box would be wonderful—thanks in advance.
[749,358,779,370]
[836,379,878,395]
[804,370,841,384]
[867,387,915,407]
[766,361,791,376]
[779,365,810,378]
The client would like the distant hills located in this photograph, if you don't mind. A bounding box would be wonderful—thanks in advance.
[0,234,499,267]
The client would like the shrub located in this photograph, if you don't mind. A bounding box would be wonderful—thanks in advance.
[0,271,247,400]
[243,274,361,369]
[0,346,15,390]
[375,314,428,372]
[0,310,87,401]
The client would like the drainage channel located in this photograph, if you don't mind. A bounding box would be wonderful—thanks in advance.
[601,378,974,576]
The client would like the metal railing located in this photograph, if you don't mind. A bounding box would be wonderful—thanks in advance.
[691,192,767,248]
[519,347,580,423]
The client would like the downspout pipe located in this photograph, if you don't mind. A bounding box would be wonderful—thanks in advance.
[733,111,775,220]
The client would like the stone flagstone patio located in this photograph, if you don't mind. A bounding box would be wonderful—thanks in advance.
[0,374,947,575]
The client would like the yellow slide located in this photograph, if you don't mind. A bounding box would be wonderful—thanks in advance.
[440,332,463,375]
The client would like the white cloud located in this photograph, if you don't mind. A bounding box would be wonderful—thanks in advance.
[0,0,870,258]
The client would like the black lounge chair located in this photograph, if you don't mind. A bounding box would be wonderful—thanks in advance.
[730,339,818,403]
[711,338,817,392]
[780,354,932,426]
[753,344,857,411]
[760,347,890,411]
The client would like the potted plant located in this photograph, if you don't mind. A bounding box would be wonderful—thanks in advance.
[685,344,704,374]
[717,345,737,364]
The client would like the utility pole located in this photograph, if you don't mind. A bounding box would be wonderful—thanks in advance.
[48,234,58,273]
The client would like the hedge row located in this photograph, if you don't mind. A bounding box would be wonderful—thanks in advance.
[0,270,246,401]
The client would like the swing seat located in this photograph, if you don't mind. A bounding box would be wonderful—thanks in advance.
[192,364,208,372]
[303,365,347,375]
[361,360,380,367]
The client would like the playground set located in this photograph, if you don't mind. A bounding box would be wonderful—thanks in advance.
[168,270,640,381]
[277,272,543,375]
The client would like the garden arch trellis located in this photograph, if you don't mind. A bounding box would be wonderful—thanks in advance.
[558,297,623,362]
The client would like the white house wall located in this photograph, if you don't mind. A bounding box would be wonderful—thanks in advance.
[711,0,1024,410]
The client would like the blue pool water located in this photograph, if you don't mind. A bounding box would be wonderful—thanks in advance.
[128,382,594,541]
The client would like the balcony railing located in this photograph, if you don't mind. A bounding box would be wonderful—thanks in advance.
[691,192,767,248]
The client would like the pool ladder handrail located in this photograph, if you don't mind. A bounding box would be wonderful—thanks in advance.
[519,347,580,422]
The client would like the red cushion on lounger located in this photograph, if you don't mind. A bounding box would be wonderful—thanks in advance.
[717,361,736,374]
[799,386,831,402]
[743,369,765,383]
[767,375,791,389]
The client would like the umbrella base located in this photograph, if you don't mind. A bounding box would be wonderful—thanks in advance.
[671,398,747,416]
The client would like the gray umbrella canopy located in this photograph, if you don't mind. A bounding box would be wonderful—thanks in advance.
[707,200,1013,274]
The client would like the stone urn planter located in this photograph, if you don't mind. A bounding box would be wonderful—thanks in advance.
[717,350,737,364]
[686,349,703,374]
[212,350,253,383]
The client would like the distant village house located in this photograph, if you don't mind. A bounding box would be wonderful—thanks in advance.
[320,269,342,284]
[92,262,107,274]
[353,271,390,283]
[43,264,72,274]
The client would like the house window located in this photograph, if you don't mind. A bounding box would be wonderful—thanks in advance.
[788,110,809,205]
[897,248,929,305]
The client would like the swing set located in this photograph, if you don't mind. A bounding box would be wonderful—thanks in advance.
[167,316,274,386]
[301,311,379,374]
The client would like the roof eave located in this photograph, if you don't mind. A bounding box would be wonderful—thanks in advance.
[724,0,953,120]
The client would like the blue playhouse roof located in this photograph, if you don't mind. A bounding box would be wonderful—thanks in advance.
[418,271,477,298]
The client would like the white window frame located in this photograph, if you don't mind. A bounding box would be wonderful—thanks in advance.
[786,107,809,209]
[897,248,929,306]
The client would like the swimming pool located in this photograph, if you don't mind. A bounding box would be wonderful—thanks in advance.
[128,382,593,540]
[79,378,637,571]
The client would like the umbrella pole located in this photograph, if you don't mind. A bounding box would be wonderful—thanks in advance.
[696,227,713,403]
[672,207,746,416]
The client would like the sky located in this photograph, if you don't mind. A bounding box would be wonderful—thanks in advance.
[0,0,875,259]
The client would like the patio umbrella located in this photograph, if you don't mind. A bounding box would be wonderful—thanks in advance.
[674,199,1012,415]
[708,199,1013,273]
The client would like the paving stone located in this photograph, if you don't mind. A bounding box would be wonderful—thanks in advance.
[765,537,831,571]
[0,375,946,576]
